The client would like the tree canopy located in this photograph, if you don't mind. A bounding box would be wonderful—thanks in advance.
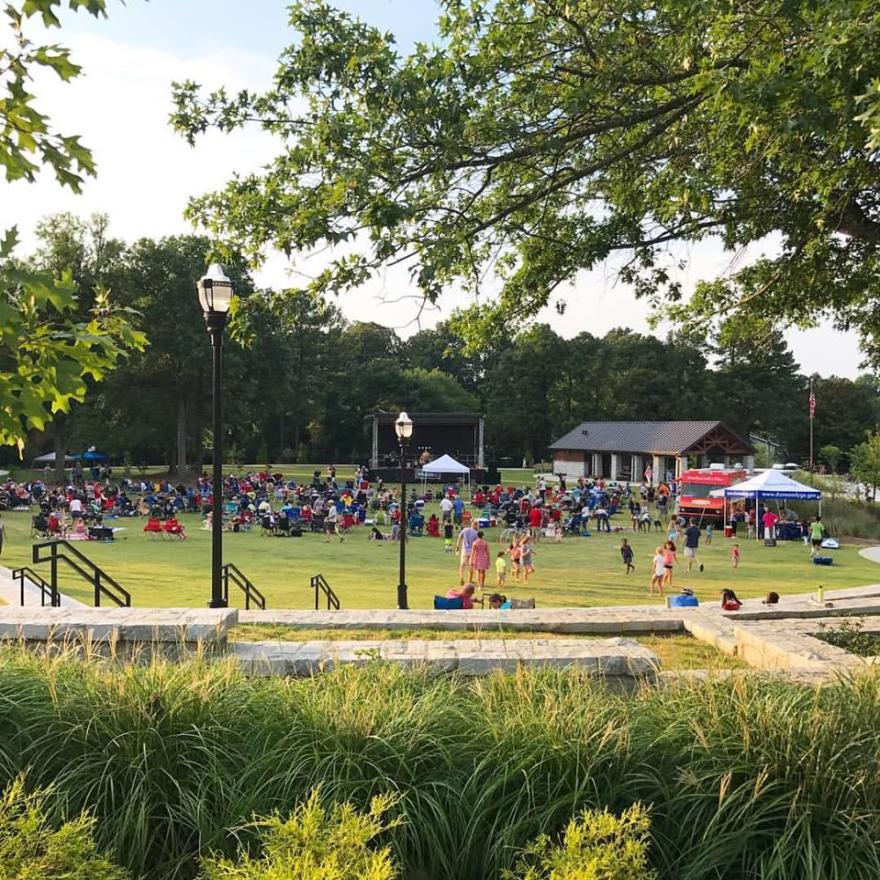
[0,1,143,452]
[172,0,880,352]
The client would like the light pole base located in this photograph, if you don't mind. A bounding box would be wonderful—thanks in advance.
[208,598,228,609]
[397,583,409,610]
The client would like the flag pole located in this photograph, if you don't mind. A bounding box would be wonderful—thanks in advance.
[809,378,815,475]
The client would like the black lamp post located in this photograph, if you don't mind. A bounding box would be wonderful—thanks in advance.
[197,263,234,609]
[395,410,413,610]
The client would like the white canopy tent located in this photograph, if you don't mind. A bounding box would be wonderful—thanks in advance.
[31,452,75,467]
[419,454,471,497]
[711,470,822,540]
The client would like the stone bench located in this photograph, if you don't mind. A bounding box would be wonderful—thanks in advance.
[0,607,238,655]
[232,636,661,678]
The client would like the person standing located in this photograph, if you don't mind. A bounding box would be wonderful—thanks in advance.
[809,516,826,557]
[455,522,479,585]
[649,546,665,596]
[0,513,5,556]
[684,519,704,573]
[439,494,454,523]
[620,538,635,574]
[471,531,490,589]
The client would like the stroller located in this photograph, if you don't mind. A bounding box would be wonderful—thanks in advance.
[32,513,50,539]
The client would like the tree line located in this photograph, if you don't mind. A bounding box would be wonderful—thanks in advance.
[5,214,877,479]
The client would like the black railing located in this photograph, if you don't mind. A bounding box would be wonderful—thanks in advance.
[311,573,340,610]
[32,541,131,608]
[221,563,266,610]
[12,566,59,607]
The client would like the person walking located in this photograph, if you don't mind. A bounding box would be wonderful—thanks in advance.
[809,516,826,557]
[455,522,479,585]
[683,519,704,573]
[620,537,635,574]
[471,530,490,590]
[649,546,665,596]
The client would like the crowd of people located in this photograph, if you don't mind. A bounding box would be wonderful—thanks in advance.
[0,465,828,613]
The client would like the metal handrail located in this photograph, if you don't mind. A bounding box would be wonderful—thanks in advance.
[12,567,59,607]
[221,563,266,610]
[32,541,131,607]
[311,573,340,610]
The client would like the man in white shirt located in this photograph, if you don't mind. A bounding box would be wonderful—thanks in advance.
[69,497,83,519]
[439,495,454,523]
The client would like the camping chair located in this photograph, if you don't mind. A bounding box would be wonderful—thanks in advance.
[163,519,188,540]
[143,517,164,538]
[433,595,464,610]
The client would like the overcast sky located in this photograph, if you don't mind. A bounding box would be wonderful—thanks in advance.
[1,0,863,377]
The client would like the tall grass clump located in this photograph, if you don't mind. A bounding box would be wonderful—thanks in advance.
[0,648,879,880]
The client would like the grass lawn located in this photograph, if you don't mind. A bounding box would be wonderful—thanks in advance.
[1,503,877,610]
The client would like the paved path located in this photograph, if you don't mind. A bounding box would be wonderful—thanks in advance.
[859,546,880,564]
[0,564,86,608]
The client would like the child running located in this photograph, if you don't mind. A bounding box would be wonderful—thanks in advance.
[662,540,678,589]
[443,520,454,553]
[731,542,741,568]
[508,542,521,582]
[519,534,535,583]
[705,523,714,545]
[649,546,665,596]
[620,538,635,574]
[495,551,508,589]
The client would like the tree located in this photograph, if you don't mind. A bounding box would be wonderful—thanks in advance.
[172,0,880,351]
[851,432,880,502]
[1,1,142,453]
[820,444,843,475]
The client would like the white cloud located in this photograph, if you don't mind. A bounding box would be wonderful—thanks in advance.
[0,31,866,378]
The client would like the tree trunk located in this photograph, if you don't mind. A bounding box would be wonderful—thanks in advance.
[54,425,67,486]
[176,393,187,477]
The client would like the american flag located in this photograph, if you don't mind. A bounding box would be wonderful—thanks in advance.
[809,385,816,419]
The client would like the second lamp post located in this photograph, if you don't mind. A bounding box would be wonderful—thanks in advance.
[197,263,235,609]
[395,411,413,610]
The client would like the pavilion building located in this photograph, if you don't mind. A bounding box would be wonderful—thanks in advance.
[549,420,755,484]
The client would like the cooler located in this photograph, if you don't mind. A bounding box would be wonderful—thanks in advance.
[723,526,733,538]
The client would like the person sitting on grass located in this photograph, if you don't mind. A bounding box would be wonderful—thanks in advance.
[445,583,476,609]
[488,592,512,610]
[720,588,742,611]
[369,526,387,541]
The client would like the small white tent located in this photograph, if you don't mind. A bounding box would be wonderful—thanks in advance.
[420,454,471,496]
[31,452,75,467]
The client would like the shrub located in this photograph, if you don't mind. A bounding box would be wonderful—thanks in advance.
[199,790,398,880]
[504,804,655,880]
[816,619,880,657]
[0,777,126,880]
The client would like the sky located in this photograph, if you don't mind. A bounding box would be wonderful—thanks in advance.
[0,0,863,377]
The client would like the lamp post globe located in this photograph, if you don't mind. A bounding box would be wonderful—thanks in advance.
[197,262,235,609]
[395,411,413,610]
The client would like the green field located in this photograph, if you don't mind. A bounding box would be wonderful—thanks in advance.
[1,504,877,609]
